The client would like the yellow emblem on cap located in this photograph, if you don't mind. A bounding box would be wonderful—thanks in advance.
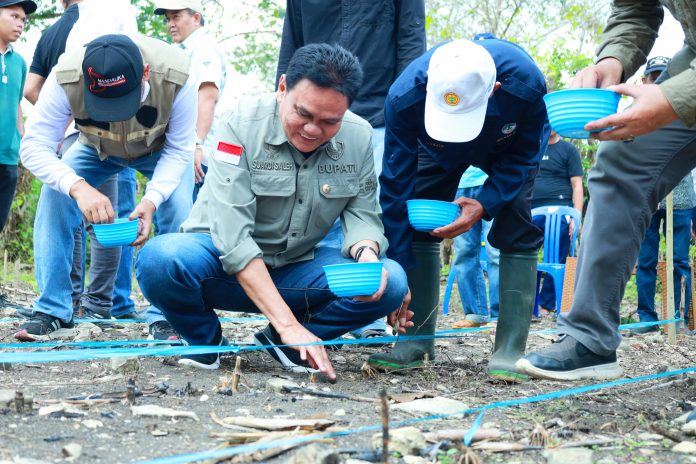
[444,92,460,106]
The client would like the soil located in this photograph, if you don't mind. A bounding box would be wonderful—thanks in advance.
[1,285,696,464]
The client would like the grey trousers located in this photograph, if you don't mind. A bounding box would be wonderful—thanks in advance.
[61,134,121,314]
[559,120,696,355]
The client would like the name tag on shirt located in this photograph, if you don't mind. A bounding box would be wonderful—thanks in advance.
[216,141,243,166]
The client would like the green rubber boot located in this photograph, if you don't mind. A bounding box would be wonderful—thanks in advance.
[487,251,537,382]
[368,241,440,371]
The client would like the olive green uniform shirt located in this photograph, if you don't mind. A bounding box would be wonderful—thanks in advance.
[181,93,388,275]
[596,0,696,125]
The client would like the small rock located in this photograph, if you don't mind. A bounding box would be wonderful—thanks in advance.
[62,443,82,460]
[371,427,425,456]
[266,378,300,393]
[151,429,168,437]
[676,412,692,424]
[74,322,102,341]
[81,419,103,429]
[684,422,696,435]
[332,355,346,364]
[199,394,209,402]
[391,397,467,417]
[617,340,632,352]
[403,456,428,464]
[110,356,141,375]
[638,448,656,456]
[334,409,346,416]
[344,460,372,464]
[674,441,696,454]
[638,432,664,441]
[543,448,593,464]
[131,405,198,421]
[288,443,339,464]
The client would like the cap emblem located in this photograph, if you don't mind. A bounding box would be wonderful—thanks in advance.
[443,92,460,106]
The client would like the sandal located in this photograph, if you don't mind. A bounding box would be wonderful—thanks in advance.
[451,320,485,329]
[354,328,391,347]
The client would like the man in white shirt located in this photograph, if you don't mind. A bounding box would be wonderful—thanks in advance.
[155,0,226,201]
[15,34,197,341]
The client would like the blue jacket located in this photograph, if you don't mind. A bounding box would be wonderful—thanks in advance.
[381,36,549,269]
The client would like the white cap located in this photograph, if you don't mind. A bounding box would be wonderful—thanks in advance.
[424,40,497,143]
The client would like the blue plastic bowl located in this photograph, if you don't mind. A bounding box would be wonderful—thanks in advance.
[323,262,383,297]
[406,199,460,232]
[543,89,621,139]
[92,218,138,248]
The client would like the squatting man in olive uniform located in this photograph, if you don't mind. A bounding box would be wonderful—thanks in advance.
[136,44,412,380]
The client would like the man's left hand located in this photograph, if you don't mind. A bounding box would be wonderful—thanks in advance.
[431,197,485,239]
[354,246,387,302]
[194,146,206,184]
[586,83,678,141]
[387,287,413,334]
[129,199,156,246]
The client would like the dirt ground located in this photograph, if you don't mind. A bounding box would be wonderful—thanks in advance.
[2,284,696,464]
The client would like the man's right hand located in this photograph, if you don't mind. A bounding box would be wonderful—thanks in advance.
[571,57,623,89]
[69,179,115,224]
[277,323,336,381]
[194,146,206,184]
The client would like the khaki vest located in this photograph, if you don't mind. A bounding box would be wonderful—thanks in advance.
[54,35,190,160]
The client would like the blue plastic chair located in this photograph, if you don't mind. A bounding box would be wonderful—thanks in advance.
[532,205,582,316]
[443,241,487,315]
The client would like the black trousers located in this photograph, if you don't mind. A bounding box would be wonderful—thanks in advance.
[0,164,18,233]
[412,150,542,253]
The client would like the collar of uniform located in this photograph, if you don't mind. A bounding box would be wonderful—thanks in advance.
[266,101,290,146]
[0,44,14,56]
[141,81,150,103]
[180,27,206,51]
[485,95,500,118]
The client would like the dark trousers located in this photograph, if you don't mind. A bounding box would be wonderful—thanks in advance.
[0,163,18,233]
[412,151,543,253]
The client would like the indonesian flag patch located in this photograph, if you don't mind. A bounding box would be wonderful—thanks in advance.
[216,141,243,166]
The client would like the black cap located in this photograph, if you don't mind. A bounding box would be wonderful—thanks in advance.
[644,56,670,76]
[82,35,144,123]
[0,0,37,14]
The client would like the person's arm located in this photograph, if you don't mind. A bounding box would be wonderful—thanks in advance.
[569,175,584,237]
[570,1,685,138]
[194,82,219,183]
[140,72,198,209]
[20,72,115,225]
[16,104,24,138]
[275,0,301,89]
[23,73,46,105]
[236,258,336,380]
[394,0,426,75]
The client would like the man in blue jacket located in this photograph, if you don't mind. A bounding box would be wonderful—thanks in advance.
[369,36,549,381]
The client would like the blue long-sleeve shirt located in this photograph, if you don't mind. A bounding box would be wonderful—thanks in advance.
[380,36,550,270]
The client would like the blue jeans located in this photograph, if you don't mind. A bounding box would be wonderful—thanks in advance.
[32,142,193,322]
[532,213,571,310]
[110,168,137,317]
[453,186,500,322]
[136,233,408,345]
[636,208,692,322]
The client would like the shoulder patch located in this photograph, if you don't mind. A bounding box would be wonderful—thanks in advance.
[216,141,243,166]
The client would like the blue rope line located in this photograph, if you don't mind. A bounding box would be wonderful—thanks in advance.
[137,364,696,464]
[0,316,268,324]
[463,410,485,446]
[0,319,682,362]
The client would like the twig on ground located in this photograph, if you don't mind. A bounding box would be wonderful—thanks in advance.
[650,423,682,442]
[380,389,389,464]
[232,356,242,393]
[281,385,377,403]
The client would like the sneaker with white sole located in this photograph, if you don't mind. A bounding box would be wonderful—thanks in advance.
[14,312,76,342]
[178,336,230,370]
[515,334,623,381]
[253,326,319,374]
[148,320,179,341]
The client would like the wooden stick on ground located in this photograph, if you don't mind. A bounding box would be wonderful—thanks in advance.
[232,356,242,393]
[380,389,389,464]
